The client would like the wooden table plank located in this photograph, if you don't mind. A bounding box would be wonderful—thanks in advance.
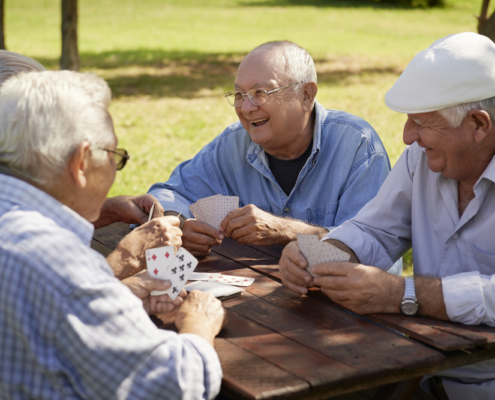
[371,314,495,350]
[369,314,483,351]
[92,221,130,249]
[215,338,311,400]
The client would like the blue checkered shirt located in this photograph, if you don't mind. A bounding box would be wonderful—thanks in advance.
[0,174,222,400]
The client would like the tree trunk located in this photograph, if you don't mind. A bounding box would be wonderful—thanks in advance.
[60,0,79,71]
[478,0,491,32]
[480,11,495,43]
[0,0,6,50]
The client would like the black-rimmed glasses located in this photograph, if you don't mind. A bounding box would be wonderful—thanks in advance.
[225,82,300,108]
[100,148,130,171]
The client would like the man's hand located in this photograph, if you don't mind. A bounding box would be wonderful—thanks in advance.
[279,240,315,294]
[181,219,224,256]
[220,205,286,246]
[312,262,403,315]
[121,270,187,315]
[175,290,227,347]
[220,205,328,246]
[94,194,164,229]
[107,216,182,279]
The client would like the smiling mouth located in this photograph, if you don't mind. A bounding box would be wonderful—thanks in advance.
[250,117,269,126]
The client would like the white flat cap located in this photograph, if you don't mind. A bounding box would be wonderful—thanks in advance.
[385,32,495,114]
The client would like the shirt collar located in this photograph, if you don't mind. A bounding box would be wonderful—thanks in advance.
[246,100,324,163]
[477,154,495,186]
[0,173,94,246]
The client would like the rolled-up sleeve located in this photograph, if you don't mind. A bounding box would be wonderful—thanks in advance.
[443,272,495,327]
[324,146,415,269]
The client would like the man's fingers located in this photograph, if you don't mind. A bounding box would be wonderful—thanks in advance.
[160,215,181,227]
[312,261,353,277]
[185,220,224,240]
[184,229,220,247]
[220,207,246,232]
[314,275,348,291]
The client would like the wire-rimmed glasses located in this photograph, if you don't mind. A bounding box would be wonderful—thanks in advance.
[100,148,130,171]
[225,82,299,108]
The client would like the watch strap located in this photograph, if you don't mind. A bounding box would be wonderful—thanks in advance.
[404,276,417,300]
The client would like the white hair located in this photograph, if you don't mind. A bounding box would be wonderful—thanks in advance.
[0,50,46,86]
[0,71,114,185]
[438,96,495,128]
[251,41,317,85]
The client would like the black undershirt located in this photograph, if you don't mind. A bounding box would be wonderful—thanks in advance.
[266,139,313,196]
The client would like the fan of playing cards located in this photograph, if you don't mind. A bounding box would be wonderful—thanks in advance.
[189,194,239,230]
[297,234,350,278]
[146,246,199,300]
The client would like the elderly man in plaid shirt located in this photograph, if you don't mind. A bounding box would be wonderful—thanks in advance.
[0,70,226,400]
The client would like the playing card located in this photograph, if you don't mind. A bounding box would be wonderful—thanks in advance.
[150,247,198,300]
[145,246,175,280]
[210,274,255,287]
[184,281,243,300]
[189,272,221,281]
[189,195,239,229]
[297,234,350,278]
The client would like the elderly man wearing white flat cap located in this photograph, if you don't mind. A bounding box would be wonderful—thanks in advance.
[279,32,495,399]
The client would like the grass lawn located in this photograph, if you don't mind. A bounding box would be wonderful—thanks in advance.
[6,0,490,274]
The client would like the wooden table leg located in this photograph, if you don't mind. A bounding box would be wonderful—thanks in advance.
[372,376,423,400]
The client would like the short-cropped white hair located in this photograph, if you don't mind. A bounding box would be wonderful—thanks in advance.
[252,41,317,85]
[0,71,114,185]
[0,50,46,86]
[438,96,495,128]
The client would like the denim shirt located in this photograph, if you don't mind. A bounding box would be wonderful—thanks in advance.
[149,101,391,232]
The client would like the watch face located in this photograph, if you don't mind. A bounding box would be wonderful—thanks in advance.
[401,300,418,316]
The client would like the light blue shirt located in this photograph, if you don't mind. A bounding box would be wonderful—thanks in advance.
[0,174,222,400]
[149,101,391,232]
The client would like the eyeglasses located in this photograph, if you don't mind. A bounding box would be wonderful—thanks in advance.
[100,148,130,171]
[225,82,299,108]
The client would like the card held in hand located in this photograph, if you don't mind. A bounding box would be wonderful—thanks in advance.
[189,194,240,229]
[145,246,175,280]
[149,247,198,300]
[184,281,243,301]
[296,234,350,278]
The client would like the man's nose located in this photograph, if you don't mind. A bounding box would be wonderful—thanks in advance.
[240,95,258,114]
[403,116,419,145]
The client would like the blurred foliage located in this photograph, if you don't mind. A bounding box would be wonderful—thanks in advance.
[372,0,445,8]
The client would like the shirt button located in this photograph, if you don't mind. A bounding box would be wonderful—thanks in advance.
[453,233,459,240]
[284,208,290,213]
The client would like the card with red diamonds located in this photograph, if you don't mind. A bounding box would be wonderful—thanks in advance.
[145,246,175,280]
[150,247,198,300]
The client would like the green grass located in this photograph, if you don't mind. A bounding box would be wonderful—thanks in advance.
[6,0,490,274]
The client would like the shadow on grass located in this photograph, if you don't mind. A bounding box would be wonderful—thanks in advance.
[35,49,401,99]
[239,0,436,9]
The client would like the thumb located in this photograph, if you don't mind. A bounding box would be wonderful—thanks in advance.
[145,277,171,292]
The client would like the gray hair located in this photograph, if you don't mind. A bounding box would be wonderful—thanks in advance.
[0,50,46,86]
[251,41,317,85]
[438,96,495,128]
[0,71,114,185]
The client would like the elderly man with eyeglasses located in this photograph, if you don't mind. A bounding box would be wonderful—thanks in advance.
[0,49,189,315]
[148,41,400,275]
[0,71,226,400]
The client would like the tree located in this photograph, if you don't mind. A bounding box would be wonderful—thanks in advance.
[478,0,495,42]
[60,0,79,70]
[0,0,6,50]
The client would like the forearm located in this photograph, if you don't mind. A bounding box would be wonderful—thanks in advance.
[179,321,217,347]
[415,277,449,320]
[278,218,329,244]
[107,244,143,280]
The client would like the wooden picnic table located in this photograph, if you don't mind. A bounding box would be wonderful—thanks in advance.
[92,222,495,400]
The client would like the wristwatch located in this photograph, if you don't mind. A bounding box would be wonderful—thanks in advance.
[400,277,419,316]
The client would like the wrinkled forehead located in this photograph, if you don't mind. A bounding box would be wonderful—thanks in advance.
[235,48,290,90]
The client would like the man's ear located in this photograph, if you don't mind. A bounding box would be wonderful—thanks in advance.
[468,110,492,144]
[301,82,318,113]
[68,141,91,189]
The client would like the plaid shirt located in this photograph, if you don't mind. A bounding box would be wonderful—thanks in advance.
[0,174,222,400]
